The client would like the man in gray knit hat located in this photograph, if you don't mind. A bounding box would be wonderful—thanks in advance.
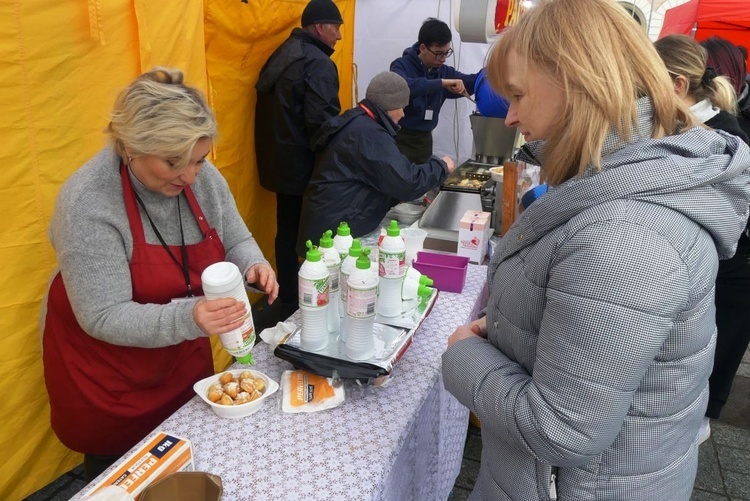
[297,71,455,256]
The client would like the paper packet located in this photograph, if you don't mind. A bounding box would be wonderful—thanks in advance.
[281,370,345,413]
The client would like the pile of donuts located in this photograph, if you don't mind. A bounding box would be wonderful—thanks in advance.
[207,371,266,406]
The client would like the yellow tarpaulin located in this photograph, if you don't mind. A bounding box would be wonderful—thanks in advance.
[0,1,353,498]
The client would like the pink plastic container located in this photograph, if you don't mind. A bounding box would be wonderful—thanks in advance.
[412,252,469,293]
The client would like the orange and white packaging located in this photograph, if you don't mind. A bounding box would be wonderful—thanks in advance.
[457,210,492,264]
[281,369,345,413]
[84,432,194,500]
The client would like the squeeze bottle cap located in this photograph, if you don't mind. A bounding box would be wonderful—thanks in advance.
[386,220,401,237]
[305,240,322,262]
[419,275,434,287]
[417,284,434,298]
[356,248,371,269]
[236,353,255,365]
[319,229,334,248]
[348,239,362,257]
[336,222,351,237]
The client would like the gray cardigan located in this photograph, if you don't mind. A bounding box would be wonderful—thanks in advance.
[45,147,269,348]
[443,100,750,500]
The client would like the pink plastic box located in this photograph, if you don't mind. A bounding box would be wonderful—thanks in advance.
[412,251,469,293]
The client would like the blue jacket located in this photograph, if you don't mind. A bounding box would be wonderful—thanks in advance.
[390,43,478,133]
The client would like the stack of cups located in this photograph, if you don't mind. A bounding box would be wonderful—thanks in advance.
[298,241,330,352]
[346,249,378,361]
[339,239,362,342]
[319,230,341,334]
[201,261,256,364]
[401,227,428,265]
[377,221,406,317]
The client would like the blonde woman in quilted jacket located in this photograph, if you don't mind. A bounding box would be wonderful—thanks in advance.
[441,0,750,500]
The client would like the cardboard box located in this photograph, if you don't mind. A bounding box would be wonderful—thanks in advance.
[85,432,194,500]
[457,211,492,264]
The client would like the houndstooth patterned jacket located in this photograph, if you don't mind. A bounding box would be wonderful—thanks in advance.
[443,99,750,501]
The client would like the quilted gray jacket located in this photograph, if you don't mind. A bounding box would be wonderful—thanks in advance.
[443,100,750,501]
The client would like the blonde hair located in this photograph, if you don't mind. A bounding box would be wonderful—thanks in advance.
[107,67,217,170]
[487,0,695,186]
[654,34,738,114]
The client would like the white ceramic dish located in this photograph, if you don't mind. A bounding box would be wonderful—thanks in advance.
[193,369,279,419]
[489,166,504,183]
[391,203,426,225]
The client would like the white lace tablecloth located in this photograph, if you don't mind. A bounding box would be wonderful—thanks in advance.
[74,264,488,501]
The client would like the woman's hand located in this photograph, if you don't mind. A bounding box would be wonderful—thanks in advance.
[447,316,488,347]
[246,263,279,304]
[193,297,247,336]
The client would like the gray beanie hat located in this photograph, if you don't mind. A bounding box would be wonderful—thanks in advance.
[365,72,410,111]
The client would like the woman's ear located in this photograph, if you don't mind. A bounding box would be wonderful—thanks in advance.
[673,75,689,99]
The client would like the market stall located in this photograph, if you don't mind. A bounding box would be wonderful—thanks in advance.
[71,264,488,501]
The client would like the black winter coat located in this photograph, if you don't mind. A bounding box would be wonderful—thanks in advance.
[255,29,341,195]
[297,100,448,257]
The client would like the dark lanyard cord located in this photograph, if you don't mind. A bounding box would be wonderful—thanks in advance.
[133,190,194,297]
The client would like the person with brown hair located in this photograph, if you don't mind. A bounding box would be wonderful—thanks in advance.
[701,36,750,139]
[679,35,750,443]
[43,67,277,481]
[441,0,750,499]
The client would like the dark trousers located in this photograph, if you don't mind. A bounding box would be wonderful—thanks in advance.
[395,128,433,164]
[84,453,121,482]
[276,193,303,318]
[706,254,750,418]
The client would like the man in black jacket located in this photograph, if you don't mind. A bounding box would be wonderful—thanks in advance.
[255,0,343,318]
[297,72,455,257]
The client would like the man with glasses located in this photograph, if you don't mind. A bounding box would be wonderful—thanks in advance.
[390,18,479,163]
[255,0,343,321]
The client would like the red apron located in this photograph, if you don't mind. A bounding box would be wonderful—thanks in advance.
[43,164,225,455]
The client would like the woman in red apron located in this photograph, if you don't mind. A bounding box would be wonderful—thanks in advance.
[42,68,278,481]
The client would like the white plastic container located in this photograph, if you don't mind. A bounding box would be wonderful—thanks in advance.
[193,369,279,419]
[319,230,341,334]
[339,239,363,341]
[201,262,255,364]
[346,251,378,361]
[333,222,354,262]
[298,241,330,352]
[377,220,406,317]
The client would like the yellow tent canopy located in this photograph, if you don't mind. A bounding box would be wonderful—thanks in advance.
[0,1,353,498]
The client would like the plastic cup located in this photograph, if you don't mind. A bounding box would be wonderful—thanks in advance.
[401,228,428,265]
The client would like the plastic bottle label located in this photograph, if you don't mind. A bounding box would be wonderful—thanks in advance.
[326,264,340,292]
[340,275,349,303]
[379,251,405,278]
[347,286,377,318]
[299,277,329,307]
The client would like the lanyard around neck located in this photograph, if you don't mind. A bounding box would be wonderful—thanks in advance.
[132,190,194,297]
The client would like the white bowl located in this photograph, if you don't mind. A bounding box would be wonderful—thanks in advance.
[489,166,504,183]
[193,369,279,419]
[391,203,426,225]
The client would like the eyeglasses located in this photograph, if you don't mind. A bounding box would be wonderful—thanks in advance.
[426,46,454,60]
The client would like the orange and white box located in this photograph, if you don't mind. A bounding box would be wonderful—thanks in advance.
[85,431,194,500]
[458,211,492,264]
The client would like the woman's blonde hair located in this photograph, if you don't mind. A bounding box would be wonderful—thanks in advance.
[107,67,217,169]
[487,0,695,186]
[654,34,737,114]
